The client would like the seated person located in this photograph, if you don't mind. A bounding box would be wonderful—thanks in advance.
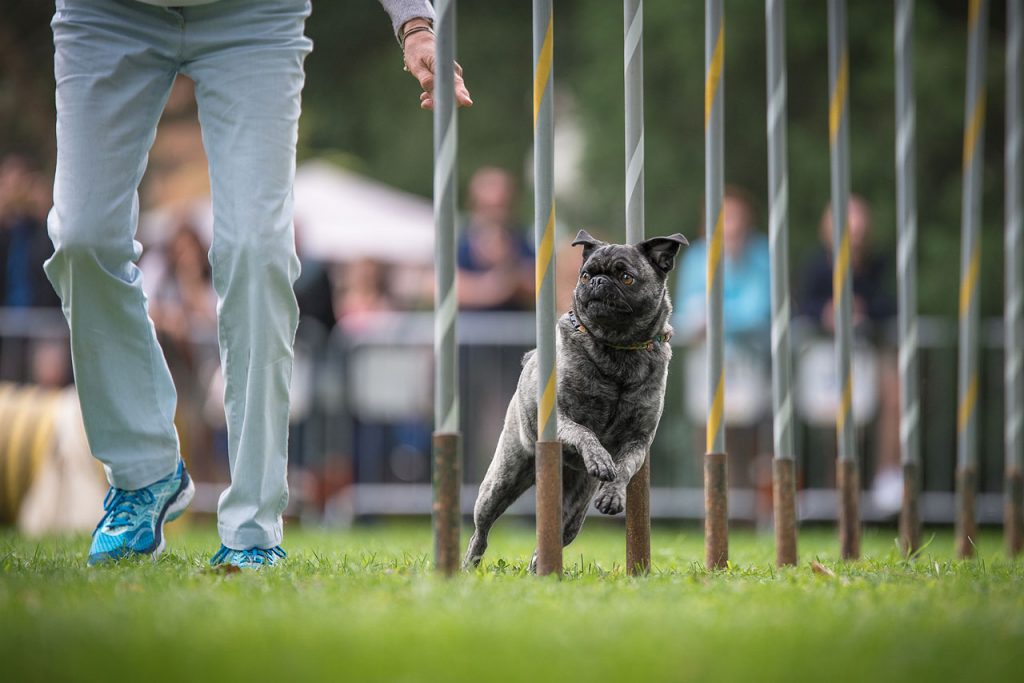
[796,195,900,513]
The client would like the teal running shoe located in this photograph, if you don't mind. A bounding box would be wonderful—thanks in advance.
[210,545,287,569]
[88,460,194,566]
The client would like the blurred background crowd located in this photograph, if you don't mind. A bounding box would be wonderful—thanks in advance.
[0,1,1017,531]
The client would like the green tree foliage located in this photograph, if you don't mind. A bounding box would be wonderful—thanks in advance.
[0,1,1012,315]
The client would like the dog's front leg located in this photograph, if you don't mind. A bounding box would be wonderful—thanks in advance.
[594,442,648,515]
[557,418,616,482]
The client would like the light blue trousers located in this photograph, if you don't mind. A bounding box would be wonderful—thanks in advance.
[46,0,312,549]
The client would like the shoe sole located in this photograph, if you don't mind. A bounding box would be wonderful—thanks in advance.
[152,469,195,561]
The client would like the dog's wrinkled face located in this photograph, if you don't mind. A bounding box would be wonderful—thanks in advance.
[571,230,688,340]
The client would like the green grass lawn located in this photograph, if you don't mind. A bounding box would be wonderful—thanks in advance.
[1,520,1022,682]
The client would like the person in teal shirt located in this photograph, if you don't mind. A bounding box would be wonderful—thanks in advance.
[674,186,771,351]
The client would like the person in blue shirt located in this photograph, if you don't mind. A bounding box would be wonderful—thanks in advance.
[674,186,771,352]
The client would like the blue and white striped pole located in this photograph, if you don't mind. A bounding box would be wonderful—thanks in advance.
[1004,0,1022,557]
[432,0,461,576]
[895,0,921,556]
[623,0,651,576]
[766,0,797,567]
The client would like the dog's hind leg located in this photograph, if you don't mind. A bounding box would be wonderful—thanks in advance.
[463,428,535,569]
[561,464,599,548]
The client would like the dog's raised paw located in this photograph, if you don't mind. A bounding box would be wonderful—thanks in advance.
[594,487,625,515]
[583,448,617,482]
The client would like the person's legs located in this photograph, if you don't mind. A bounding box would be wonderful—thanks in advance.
[46,0,184,489]
[181,0,312,550]
[872,349,903,513]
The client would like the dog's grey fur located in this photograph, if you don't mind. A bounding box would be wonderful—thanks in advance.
[464,229,688,570]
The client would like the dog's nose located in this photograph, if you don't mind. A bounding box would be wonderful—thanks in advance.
[591,275,609,287]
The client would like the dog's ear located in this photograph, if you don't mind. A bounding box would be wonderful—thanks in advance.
[638,234,689,275]
[571,229,607,264]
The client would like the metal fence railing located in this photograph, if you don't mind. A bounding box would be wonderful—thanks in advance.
[0,307,1012,525]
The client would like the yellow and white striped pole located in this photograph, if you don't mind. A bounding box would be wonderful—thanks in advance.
[704,0,728,570]
[827,0,859,561]
[432,0,461,577]
[1006,0,1023,558]
[532,0,563,577]
[623,0,651,577]
[956,0,988,560]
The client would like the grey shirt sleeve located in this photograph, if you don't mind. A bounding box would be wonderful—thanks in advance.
[379,0,435,40]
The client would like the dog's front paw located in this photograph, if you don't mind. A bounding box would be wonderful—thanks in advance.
[583,446,617,482]
[594,484,625,515]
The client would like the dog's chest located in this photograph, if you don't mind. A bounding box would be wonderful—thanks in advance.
[559,355,664,451]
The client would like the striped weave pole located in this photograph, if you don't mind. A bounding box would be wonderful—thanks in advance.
[704,0,728,570]
[895,0,921,556]
[623,0,651,577]
[765,0,797,568]
[827,0,859,561]
[532,0,563,577]
[956,0,988,560]
[432,0,461,577]
[1005,0,1022,557]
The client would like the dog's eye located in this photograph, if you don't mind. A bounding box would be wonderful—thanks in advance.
[621,273,635,285]
[580,272,591,283]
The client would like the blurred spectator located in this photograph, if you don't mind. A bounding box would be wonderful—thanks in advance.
[674,185,771,350]
[145,220,218,348]
[674,186,772,485]
[142,220,220,479]
[30,338,71,389]
[457,166,534,311]
[0,155,59,309]
[0,155,66,385]
[293,224,336,334]
[337,257,394,332]
[796,194,900,512]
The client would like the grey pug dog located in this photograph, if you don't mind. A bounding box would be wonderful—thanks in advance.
[464,228,688,569]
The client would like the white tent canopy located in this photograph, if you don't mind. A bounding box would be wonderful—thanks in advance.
[293,161,434,264]
[140,160,436,265]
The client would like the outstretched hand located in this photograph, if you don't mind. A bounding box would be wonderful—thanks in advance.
[401,21,473,110]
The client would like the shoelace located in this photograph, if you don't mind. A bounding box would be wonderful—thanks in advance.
[101,487,157,530]
[211,545,287,566]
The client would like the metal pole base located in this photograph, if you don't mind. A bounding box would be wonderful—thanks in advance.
[626,453,651,576]
[704,452,729,569]
[535,440,563,576]
[899,461,922,557]
[1007,470,1024,557]
[837,458,860,561]
[956,466,977,559]
[772,457,797,567]
[432,432,461,576]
